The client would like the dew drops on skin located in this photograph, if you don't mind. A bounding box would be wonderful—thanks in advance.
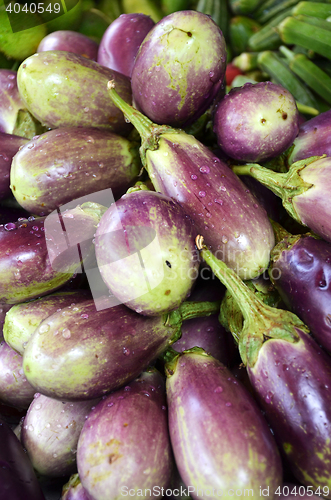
[214,386,223,393]
[62,329,71,339]
[199,191,206,197]
[123,347,130,356]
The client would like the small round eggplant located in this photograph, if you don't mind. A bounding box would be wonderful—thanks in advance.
[77,368,173,500]
[10,127,141,215]
[213,82,300,163]
[3,290,92,355]
[0,132,28,201]
[269,232,331,352]
[37,30,99,60]
[0,340,35,409]
[165,348,282,498]
[95,190,199,316]
[21,393,100,478]
[17,51,132,135]
[0,70,26,135]
[97,13,155,77]
[108,84,275,280]
[0,417,46,500]
[131,10,227,128]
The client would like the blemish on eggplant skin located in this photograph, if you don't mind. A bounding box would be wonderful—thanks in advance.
[165,290,171,295]
[261,118,266,124]
[282,112,288,120]
[25,364,30,372]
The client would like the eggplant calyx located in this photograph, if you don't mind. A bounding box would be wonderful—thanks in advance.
[163,346,209,377]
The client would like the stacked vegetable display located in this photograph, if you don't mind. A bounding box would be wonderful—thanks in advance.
[1,2,331,499]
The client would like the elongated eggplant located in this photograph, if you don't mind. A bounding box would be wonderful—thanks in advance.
[0,340,35,409]
[0,132,28,200]
[21,393,100,477]
[165,348,282,499]
[0,417,46,500]
[196,235,331,494]
[288,109,331,164]
[97,13,155,77]
[95,190,199,316]
[22,298,219,400]
[77,368,173,500]
[268,228,331,352]
[108,83,275,280]
[0,202,106,304]
[0,70,26,134]
[131,10,226,128]
[4,290,92,355]
[37,30,99,61]
[213,81,300,162]
[17,51,132,135]
[232,155,331,244]
[10,127,141,215]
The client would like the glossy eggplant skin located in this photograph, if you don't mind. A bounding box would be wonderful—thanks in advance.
[0,132,28,200]
[0,417,46,500]
[131,10,226,128]
[10,127,140,215]
[22,300,178,401]
[166,349,282,499]
[37,30,99,60]
[247,329,331,493]
[288,109,331,164]
[97,13,155,77]
[269,233,331,352]
[17,51,132,135]
[0,70,26,135]
[77,368,173,500]
[146,132,275,279]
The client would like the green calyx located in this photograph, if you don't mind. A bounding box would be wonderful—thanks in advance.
[232,156,323,223]
[163,346,209,378]
[196,236,306,367]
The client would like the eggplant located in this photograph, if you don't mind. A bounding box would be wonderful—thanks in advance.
[131,10,227,128]
[97,13,155,77]
[0,339,35,409]
[22,298,219,400]
[61,474,92,500]
[288,109,331,164]
[0,201,106,304]
[213,82,300,163]
[0,70,26,134]
[269,227,331,352]
[196,235,331,494]
[10,127,141,215]
[37,30,99,61]
[232,155,331,244]
[108,83,275,280]
[0,132,28,200]
[21,393,100,477]
[165,348,282,498]
[0,417,46,500]
[3,289,92,355]
[17,51,132,136]
[77,368,173,500]
[95,190,200,316]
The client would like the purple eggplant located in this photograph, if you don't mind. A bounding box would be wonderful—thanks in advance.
[61,474,92,500]
[288,109,331,164]
[268,228,331,352]
[196,235,331,493]
[10,127,141,215]
[95,190,199,316]
[0,417,46,500]
[0,70,26,135]
[77,368,173,500]
[22,298,219,401]
[17,51,132,136]
[37,30,99,61]
[0,340,35,409]
[21,393,100,478]
[3,289,92,355]
[213,82,300,163]
[165,348,282,497]
[232,155,331,244]
[98,13,155,77]
[0,201,106,304]
[108,83,275,280]
[0,132,28,200]
[131,10,226,128]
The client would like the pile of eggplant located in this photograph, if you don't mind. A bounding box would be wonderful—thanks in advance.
[1,3,331,500]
